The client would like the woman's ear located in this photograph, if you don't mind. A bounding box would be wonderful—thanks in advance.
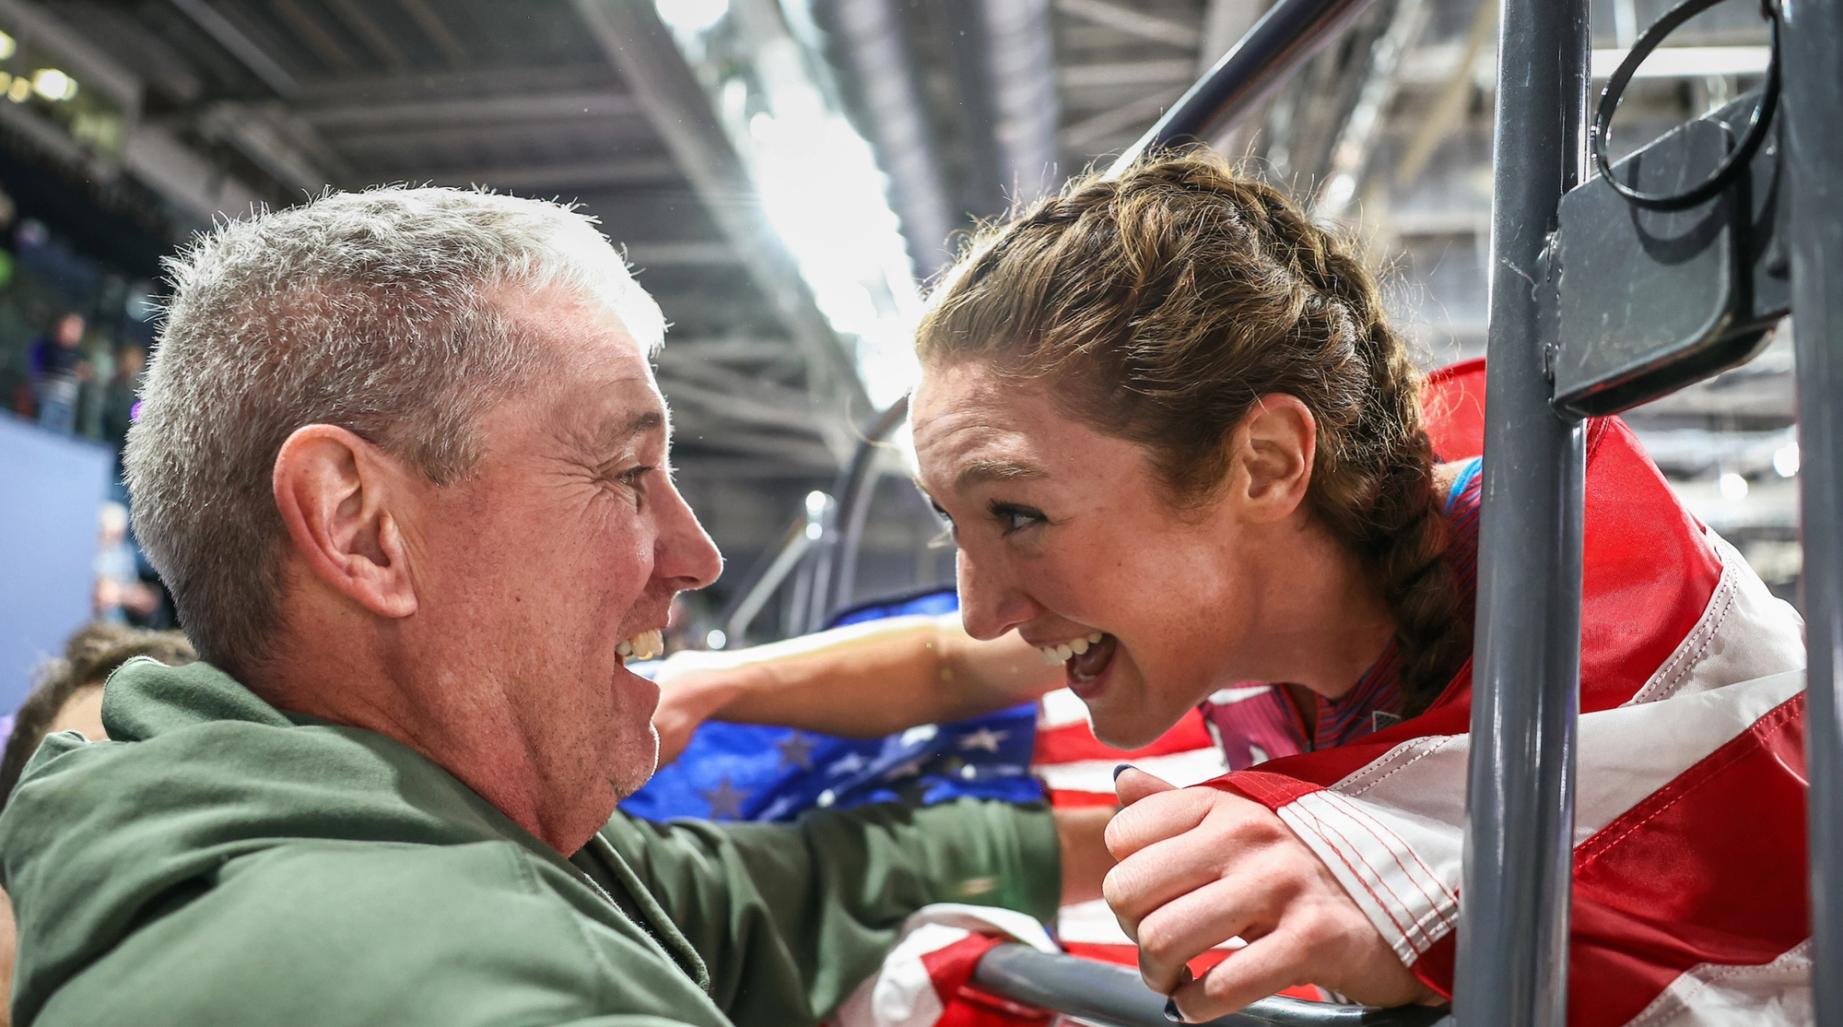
[271,424,420,620]
[1227,394,1316,522]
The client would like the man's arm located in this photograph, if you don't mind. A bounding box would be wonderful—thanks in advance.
[652,614,1060,763]
[597,799,1078,1025]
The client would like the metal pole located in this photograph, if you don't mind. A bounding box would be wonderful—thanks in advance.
[827,396,912,620]
[1780,0,1843,1019]
[1455,0,1588,1022]
[1109,0,1384,173]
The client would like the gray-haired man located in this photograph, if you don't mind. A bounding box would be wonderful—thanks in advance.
[0,188,1096,1025]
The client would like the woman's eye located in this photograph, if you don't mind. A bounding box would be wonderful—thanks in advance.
[992,504,1045,536]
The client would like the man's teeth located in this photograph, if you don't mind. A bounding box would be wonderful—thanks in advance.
[616,629,665,662]
[1039,632,1105,665]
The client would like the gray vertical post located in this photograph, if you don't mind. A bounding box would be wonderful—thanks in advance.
[1781,0,1843,1020]
[1454,0,1588,1022]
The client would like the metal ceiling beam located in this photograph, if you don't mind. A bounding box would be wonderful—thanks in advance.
[326,0,409,70]
[165,0,301,98]
[572,0,868,460]
[624,240,738,269]
[298,90,641,129]
[197,106,345,193]
[327,116,655,156]
[1058,59,1197,91]
[822,0,958,278]
[978,0,1061,204]
[362,157,679,193]
[1056,0,1197,49]
[1198,0,1267,71]
[273,0,355,72]
[1061,91,1175,154]
[661,378,842,448]
[660,338,800,365]
[293,65,618,108]
[658,353,814,410]
[399,0,469,66]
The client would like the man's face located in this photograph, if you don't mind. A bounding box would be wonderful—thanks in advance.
[400,290,721,809]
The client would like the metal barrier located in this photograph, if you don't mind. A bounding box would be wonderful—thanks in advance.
[951,0,1836,1022]
[973,946,1448,1027]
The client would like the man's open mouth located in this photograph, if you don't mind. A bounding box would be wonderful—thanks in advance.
[615,629,665,666]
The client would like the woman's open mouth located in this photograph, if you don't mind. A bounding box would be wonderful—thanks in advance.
[1036,632,1119,698]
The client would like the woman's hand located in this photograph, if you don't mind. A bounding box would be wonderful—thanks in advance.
[1104,768,1437,1021]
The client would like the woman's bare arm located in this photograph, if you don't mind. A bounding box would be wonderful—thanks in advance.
[652,615,1061,764]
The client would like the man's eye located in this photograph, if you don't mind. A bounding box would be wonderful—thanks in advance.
[612,466,655,504]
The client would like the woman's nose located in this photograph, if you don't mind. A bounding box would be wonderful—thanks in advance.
[956,548,1038,641]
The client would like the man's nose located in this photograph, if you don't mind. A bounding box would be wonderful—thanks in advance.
[656,483,723,591]
[956,548,1038,641]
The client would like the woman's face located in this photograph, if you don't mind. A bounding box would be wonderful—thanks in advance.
[912,360,1274,748]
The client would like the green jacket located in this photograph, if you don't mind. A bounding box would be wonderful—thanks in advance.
[0,659,1060,1025]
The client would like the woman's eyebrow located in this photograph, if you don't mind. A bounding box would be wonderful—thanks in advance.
[954,459,1046,491]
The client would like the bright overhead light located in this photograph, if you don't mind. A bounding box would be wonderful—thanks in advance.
[705,628,728,650]
[0,31,15,60]
[1774,442,1800,479]
[655,0,729,34]
[1718,471,1750,502]
[31,68,76,102]
[6,77,29,103]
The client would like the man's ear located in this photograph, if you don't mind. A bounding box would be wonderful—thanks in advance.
[271,424,419,619]
[1227,394,1316,522]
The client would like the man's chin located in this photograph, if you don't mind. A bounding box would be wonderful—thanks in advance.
[607,731,661,803]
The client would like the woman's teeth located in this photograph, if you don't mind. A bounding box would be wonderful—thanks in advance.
[616,629,665,663]
[1039,632,1105,665]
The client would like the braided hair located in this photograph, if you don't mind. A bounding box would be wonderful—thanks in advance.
[917,147,1469,715]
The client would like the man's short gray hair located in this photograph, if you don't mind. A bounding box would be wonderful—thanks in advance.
[124,186,666,674]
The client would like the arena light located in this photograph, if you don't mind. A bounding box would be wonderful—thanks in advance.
[0,30,15,60]
[1774,442,1800,478]
[6,77,29,103]
[747,94,922,407]
[1718,471,1750,502]
[31,68,76,102]
[655,0,728,35]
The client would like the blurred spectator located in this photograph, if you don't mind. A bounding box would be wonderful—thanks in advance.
[0,623,194,1027]
[92,503,157,624]
[98,344,143,453]
[0,622,195,809]
[26,312,88,433]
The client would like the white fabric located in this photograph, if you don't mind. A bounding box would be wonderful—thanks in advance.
[832,904,1057,1027]
[1624,940,1813,1027]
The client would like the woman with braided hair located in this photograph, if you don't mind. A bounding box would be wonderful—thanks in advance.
[654,148,1810,1023]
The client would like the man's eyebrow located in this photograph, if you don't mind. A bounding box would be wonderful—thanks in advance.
[594,409,668,451]
[954,459,1046,490]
